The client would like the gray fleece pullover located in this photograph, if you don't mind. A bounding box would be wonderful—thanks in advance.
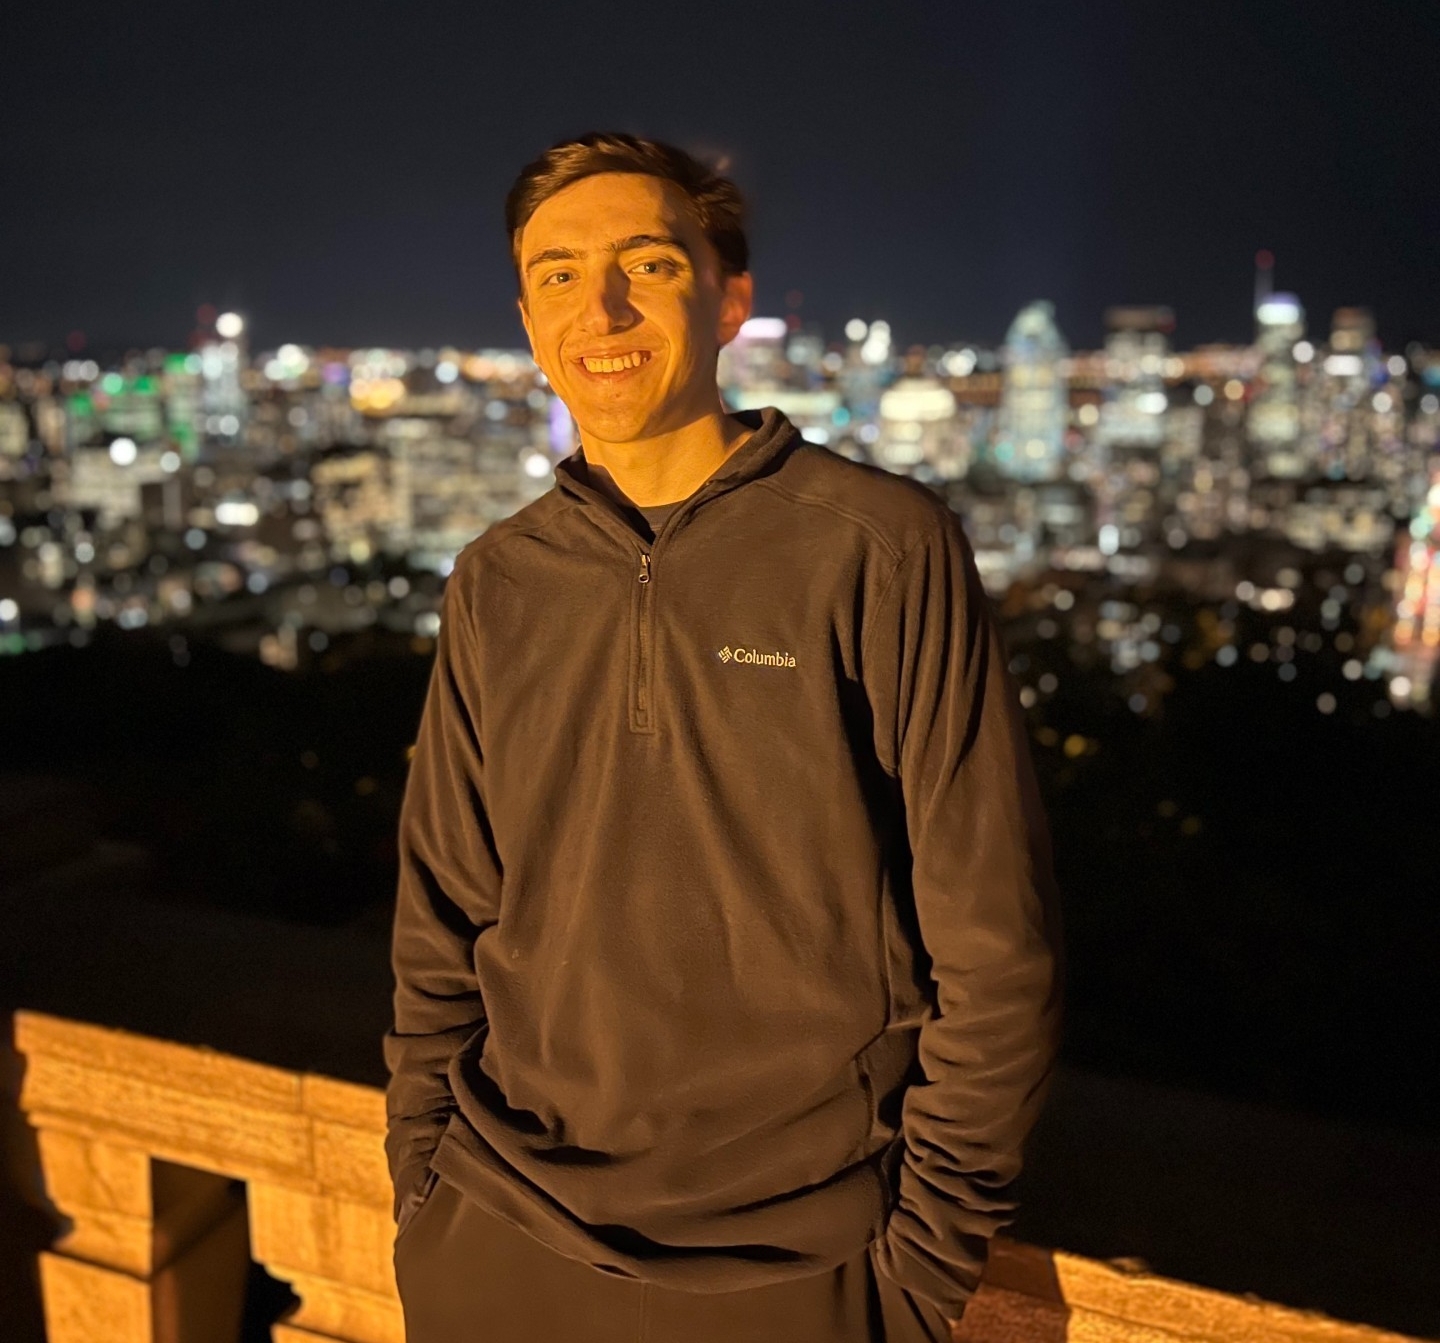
[383,405,1062,1320]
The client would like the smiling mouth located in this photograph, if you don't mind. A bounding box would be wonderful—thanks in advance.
[578,350,652,374]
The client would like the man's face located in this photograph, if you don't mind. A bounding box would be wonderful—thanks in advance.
[516,172,752,445]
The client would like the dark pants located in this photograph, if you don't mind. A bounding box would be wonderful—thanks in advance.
[394,1174,954,1343]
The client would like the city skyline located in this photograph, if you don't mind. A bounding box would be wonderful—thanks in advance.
[4,281,1437,719]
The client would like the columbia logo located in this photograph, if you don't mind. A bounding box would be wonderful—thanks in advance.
[717,644,798,668]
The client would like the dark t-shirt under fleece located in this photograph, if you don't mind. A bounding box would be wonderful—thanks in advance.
[383,406,1062,1323]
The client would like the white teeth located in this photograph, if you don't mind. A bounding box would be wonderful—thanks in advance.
[583,351,648,373]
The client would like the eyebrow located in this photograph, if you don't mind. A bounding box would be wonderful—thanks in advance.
[523,233,692,275]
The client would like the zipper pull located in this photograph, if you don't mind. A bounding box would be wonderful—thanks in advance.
[638,552,651,584]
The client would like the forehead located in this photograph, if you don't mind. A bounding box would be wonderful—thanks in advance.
[521,172,704,255]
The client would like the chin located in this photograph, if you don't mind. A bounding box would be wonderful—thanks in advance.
[571,405,662,445]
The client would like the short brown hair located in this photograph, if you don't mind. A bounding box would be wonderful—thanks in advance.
[505,132,749,288]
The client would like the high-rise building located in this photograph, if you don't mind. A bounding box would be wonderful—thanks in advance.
[162,353,203,461]
[0,403,26,461]
[876,377,962,478]
[995,300,1069,482]
[1090,307,1176,556]
[1309,307,1382,478]
[1248,292,1306,474]
[97,373,165,444]
[1097,306,1173,452]
[199,312,249,448]
[1329,307,1376,356]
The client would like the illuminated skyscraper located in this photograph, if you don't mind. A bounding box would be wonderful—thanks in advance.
[995,300,1068,482]
[97,372,164,444]
[1097,306,1173,452]
[1329,306,1376,357]
[876,377,962,477]
[1094,307,1175,557]
[1248,292,1306,474]
[162,353,203,461]
[199,312,249,447]
[1310,307,1382,478]
[0,403,25,462]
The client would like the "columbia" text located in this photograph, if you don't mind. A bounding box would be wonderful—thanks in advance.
[718,645,797,668]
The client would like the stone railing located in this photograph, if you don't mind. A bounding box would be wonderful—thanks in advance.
[11,1010,1423,1343]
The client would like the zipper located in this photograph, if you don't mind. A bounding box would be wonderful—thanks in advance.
[569,450,761,734]
[633,549,654,732]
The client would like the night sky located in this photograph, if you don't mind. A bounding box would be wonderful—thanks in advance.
[4,1,1437,355]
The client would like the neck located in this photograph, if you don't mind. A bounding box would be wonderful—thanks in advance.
[580,401,754,506]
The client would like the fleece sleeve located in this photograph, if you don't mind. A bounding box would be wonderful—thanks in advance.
[866,507,1063,1321]
[382,569,503,1222]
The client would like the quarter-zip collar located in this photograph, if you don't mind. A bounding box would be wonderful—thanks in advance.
[552,407,801,545]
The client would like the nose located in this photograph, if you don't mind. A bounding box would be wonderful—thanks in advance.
[576,260,639,336]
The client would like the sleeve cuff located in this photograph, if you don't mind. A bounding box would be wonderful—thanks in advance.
[872,1224,984,1324]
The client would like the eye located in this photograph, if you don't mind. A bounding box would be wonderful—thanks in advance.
[541,269,575,287]
[633,258,678,276]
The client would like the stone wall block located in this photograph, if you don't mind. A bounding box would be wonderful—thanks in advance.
[1052,1254,1421,1343]
[51,1206,155,1277]
[302,1075,387,1131]
[1047,1312,1190,1343]
[22,1055,313,1184]
[15,1015,301,1113]
[36,1131,152,1219]
[278,1271,405,1343]
[250,1182,400,1300]
[38,1252,152,1343]
[311,1120,390,1208]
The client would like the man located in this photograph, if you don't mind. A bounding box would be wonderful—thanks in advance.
[385,131,1062,1342]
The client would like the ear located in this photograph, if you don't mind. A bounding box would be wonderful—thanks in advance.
[716,271,753,348]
